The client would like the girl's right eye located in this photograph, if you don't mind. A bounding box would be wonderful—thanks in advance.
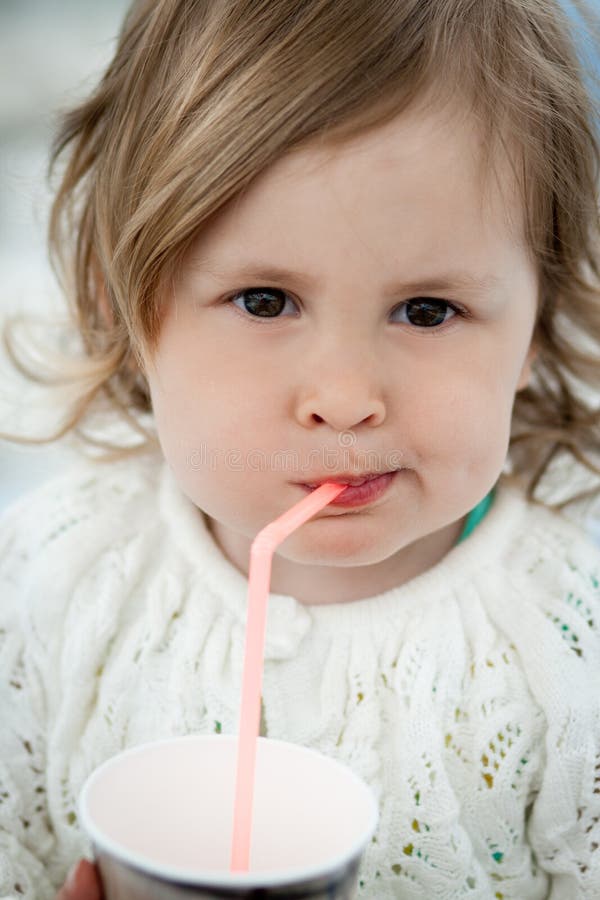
[230,287,298,319]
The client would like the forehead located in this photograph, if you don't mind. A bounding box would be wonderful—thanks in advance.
[189,99,527,275]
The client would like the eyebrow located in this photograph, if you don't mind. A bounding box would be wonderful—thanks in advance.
[195,259,503,297]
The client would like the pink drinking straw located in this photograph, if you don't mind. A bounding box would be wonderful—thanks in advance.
[230,482,346,872]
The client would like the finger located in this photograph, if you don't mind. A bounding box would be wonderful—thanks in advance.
[56,860,102,900]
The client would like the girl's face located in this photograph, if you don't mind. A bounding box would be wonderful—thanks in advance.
[143,102,538,604]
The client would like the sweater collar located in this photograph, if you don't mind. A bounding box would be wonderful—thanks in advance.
[158,463,528,636]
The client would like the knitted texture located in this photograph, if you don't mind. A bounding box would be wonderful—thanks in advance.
[0,453,599,899]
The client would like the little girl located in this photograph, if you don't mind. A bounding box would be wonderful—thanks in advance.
[2,1,600,898]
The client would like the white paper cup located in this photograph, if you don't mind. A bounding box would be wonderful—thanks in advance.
[79,735,378,899]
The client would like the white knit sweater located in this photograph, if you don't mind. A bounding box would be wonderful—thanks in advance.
[0,452,599,900]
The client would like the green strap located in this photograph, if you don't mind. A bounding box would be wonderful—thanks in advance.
[456,489,495,544]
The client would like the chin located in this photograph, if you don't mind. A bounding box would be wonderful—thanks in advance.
[279,526,399,567]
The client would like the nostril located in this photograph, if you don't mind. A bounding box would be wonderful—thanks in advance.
[312,414,325,423]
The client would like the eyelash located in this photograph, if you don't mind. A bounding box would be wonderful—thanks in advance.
[226,287,469,330]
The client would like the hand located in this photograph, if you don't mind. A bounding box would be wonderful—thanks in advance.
[56,860,103,900]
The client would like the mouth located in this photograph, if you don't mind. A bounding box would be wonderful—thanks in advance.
[298,470,400,508]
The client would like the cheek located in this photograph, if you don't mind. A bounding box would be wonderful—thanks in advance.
[148,324,244,440]
[146,329,286,506]
[404,361,515,471]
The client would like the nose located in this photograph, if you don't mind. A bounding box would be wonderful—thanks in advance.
[294,352,386,433]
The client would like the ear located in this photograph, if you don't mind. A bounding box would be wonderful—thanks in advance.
[516,340,538,391]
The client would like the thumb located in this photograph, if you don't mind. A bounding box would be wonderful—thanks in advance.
[57,860,102,900]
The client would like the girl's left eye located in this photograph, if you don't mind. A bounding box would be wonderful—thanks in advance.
[231,288,297,318]
[391,298,458,328]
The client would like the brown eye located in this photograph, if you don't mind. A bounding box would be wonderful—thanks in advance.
[232,288,292,318]
[394,298,457,328]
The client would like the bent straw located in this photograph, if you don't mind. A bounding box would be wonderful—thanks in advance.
[230,482,346,872]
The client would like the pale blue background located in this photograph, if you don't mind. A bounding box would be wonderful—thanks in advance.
[0,0,130,508]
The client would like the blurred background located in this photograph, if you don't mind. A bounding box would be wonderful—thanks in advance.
[0,0,599,514]
[0,0,131,509]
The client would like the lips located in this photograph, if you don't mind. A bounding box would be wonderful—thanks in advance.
[299,470,399,508]
[303,472,393,488]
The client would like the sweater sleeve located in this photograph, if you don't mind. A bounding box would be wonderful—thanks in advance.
[527,564,600,899]
[0,500,62,899]
[0,453,165,898]
[488,512,600,899]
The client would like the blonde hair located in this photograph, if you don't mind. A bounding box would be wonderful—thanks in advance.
[4,0,600,504]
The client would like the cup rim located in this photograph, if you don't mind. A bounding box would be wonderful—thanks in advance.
[78,734,379,889]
